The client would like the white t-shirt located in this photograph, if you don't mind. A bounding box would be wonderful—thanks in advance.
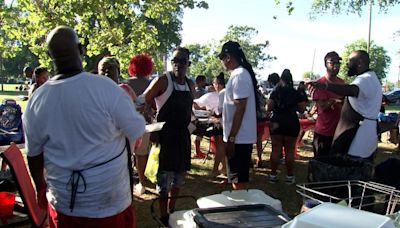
[347,71,382,158]
[23,72,145,218]
[217,89,226,116]
[155,72,190,111]
[222,67,257,144]
[194,92,219,114]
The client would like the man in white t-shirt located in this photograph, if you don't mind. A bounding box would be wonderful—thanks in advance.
[193,91,219,114]
[218,41,257,190]
[308,50,382,160]
[24,26,145,227]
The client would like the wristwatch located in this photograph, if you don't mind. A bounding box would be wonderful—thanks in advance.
[228,136,235,143]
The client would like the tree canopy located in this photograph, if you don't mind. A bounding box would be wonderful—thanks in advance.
[275,0,400,18]
[0,0,208,76]
[187,25,276,81]
[339,39,391,82]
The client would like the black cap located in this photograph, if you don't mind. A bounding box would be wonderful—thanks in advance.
[324,51,342,62]
[217,41,241,59]
[23,66,33,73]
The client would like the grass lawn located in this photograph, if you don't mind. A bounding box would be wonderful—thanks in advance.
[134,134,400,227]
[0,84,28,111]
[386,104,400,113]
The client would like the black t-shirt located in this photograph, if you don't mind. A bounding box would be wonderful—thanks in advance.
[270,86,305,115]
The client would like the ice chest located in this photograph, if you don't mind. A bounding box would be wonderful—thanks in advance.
[197,189,282,211]
[193,204,289,228]
[282,203,395,228]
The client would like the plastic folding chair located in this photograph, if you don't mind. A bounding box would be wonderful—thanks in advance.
[0,143,47,227]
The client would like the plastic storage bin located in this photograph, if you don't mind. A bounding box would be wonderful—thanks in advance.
[0,192,15,217]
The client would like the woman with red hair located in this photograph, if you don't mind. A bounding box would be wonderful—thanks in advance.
[126,53,154,196]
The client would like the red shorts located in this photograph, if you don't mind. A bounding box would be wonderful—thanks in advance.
[257,121,267,134]
[48,204,136,228]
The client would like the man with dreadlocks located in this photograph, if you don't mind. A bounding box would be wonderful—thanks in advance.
[217,41,257,190]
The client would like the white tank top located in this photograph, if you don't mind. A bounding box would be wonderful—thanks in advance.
[155,72,190,111]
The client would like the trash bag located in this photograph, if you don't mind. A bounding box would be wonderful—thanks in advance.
[308,156,373,182]
[144,144,160,184]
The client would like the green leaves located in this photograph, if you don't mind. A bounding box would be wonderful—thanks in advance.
[187,25,276,81]
[1,0,208,77]
[274,1,400,19]
[339,39,391,83]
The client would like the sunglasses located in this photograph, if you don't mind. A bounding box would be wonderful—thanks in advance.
[171,58,188,65]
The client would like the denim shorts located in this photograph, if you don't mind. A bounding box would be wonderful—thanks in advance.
[156,171,186,197]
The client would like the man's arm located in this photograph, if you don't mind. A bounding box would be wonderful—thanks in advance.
[229,98,247,138]
[307,81,359,97]
[27,154,48,209]
[225,98,247,158]
[143,76,167,106]
[326,83,359,97]
[316,99,333,111]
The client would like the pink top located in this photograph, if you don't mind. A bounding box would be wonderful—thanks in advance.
[312,76,344,136]
[119,83,137,102]
[119,83,142,149]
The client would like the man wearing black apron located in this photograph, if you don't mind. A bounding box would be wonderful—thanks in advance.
[144,47,194,226]
[308,50,382,179]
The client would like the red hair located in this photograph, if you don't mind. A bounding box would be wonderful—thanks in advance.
[128,53,154,77]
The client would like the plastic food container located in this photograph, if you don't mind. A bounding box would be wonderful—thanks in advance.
[0,192,15,217]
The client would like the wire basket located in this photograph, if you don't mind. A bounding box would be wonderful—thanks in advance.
[297,180,400,215]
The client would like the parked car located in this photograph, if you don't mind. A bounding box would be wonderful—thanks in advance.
[383,89,400,104]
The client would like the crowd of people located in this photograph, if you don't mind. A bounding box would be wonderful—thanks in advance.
[20,25,384,227]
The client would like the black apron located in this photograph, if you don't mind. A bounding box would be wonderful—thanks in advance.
[330,97,364,156]
[157,74,193,172]
[309,97,375,182]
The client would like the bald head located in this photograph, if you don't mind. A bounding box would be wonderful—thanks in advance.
[347,50,370,76]
[47,26,81,59]
[354,50,370,66]
[46,26,83,74]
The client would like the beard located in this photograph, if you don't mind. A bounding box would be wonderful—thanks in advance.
[347,64,357,76]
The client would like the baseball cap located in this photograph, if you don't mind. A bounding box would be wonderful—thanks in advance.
[217,41,241,59]
[324,51,342,62]
[23,66,33,73]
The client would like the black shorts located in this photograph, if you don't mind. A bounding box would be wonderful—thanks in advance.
[226,144,253,183]
[269,116,300,137]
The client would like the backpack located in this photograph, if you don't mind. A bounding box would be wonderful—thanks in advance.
[0,99,24,145]
[256,91,268,121]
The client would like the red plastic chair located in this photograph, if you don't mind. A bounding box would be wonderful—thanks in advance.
[0,143,47,227]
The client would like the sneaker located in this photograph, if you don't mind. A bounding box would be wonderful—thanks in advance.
[286,175,296,185]
[268,174,278,183]
[134,183,145,195]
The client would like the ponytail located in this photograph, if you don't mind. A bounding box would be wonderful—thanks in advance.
[238,50,260,113]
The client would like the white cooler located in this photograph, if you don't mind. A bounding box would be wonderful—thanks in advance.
[197,189,282,211]
[282,202,396,228]
[169,189,283,228]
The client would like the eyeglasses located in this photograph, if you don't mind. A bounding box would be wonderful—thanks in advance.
[171,58,188,65]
